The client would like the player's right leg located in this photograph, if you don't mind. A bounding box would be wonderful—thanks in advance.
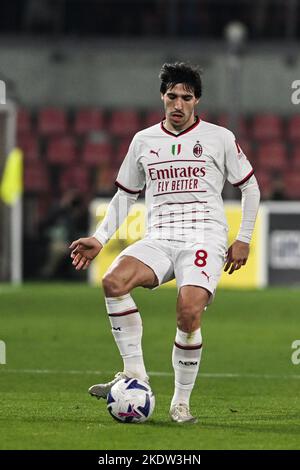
[89,241,174,399]
[89,255,157,399]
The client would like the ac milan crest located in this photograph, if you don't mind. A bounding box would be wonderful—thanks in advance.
[193,141,203,158]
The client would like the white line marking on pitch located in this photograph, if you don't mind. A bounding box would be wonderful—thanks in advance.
[0,369,300,379]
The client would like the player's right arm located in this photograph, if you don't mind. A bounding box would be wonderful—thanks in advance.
[69,188,140,270]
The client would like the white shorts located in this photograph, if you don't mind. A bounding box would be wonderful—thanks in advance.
[116,230,227,303]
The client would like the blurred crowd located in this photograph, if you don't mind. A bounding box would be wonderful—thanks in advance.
[1,0,299,40]
[2,0,299,280]
[18,106,300,279]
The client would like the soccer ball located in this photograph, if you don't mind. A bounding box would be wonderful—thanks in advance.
[107,378,155,423]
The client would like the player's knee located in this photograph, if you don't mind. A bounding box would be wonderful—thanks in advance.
[177,304,201,332]
[177,288,209,331]
[102,272,129,297]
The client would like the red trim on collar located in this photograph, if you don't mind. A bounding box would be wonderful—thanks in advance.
[160,116,200,137]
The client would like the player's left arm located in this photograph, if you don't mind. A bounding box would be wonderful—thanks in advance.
[224,175,260,274]
[223,130,261,274]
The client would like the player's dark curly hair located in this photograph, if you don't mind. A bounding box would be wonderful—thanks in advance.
[159,62,202,98]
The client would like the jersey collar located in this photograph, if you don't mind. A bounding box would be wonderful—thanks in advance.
[160,115,200,137]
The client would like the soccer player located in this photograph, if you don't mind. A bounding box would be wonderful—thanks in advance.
[70,63,260,424]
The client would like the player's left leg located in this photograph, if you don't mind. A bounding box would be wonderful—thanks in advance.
[170,233,227,423]
[170,286,209,424]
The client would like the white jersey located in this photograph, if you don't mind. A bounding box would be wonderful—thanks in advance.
[116,117,254,242]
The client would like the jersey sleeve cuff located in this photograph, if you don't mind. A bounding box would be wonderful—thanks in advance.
[232,169,254,187]
[236,234,251,244]
[93,230,108,246]
[115,181,142,194]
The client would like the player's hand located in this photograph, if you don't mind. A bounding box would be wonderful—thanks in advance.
[69,237,103,271]
[224,240,249,275]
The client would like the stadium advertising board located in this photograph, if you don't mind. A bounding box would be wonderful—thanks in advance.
[267,203,300,286]
[89,200,265,289]
[219,203,264,289]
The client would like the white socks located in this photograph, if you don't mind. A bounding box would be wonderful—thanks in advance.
[105,296,202,407]
[171,328,202,408]
[105,294,148,381]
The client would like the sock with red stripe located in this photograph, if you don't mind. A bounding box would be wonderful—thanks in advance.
[105,294,148,381]
[171,328,202,408]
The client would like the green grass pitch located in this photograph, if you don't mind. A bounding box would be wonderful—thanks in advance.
[0,283,300,450]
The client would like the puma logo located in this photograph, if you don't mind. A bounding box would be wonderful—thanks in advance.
[201,271,210,282]
[150,148,161,158]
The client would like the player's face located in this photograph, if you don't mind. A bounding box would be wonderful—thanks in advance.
[161,83,199,131]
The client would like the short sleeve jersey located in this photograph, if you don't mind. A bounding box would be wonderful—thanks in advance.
[116,117,254,241]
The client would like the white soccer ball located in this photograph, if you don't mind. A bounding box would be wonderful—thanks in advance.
[107,378,155,423]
